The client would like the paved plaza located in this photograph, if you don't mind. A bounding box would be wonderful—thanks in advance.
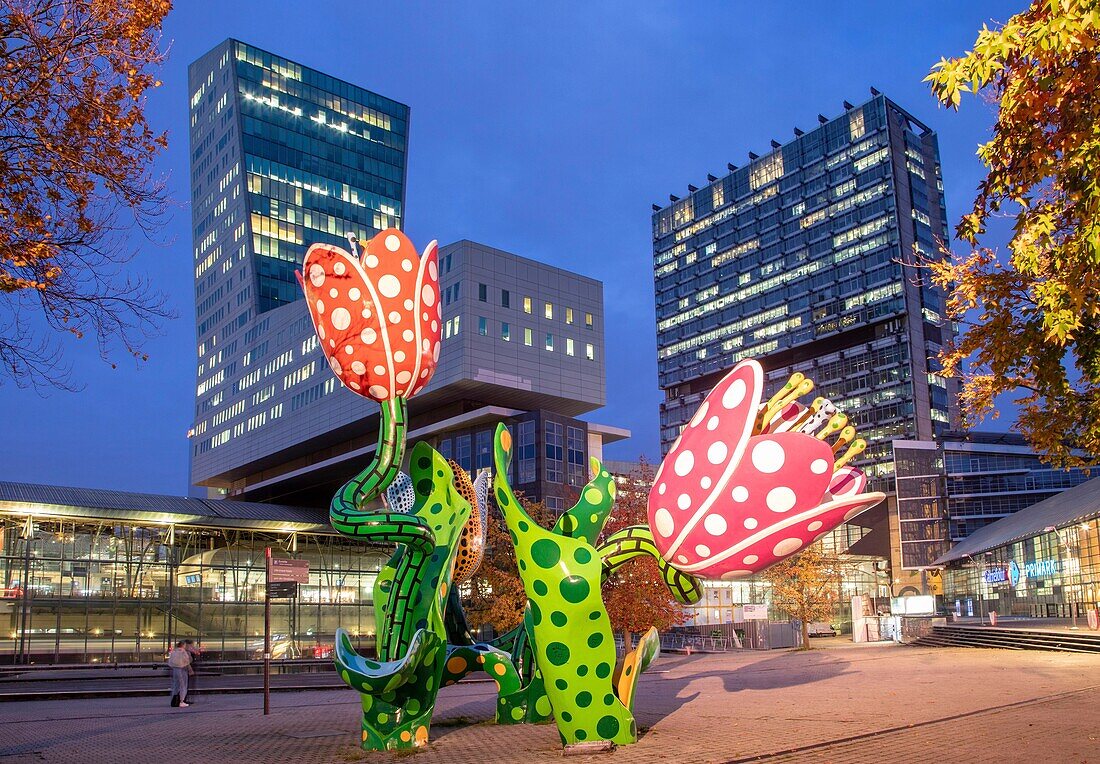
[1,643,1097,763]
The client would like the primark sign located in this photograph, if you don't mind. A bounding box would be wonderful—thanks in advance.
[981,558,1057,586]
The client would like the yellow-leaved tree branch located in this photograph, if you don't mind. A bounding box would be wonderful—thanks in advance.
[925,1,1100,467]
[0,0,175,390]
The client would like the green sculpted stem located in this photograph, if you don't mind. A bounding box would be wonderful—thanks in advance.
[492,423,639,747]
[332,436,472,750]
[330,396,407,535]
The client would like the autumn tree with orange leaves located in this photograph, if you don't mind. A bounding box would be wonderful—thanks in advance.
[0,0,173,389]
[463,498,557,636]
[598,460,687,653]
[761,543,843,650]
[926,2,1100,466]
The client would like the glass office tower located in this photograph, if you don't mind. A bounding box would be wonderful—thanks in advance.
[652,94,959,491]
[188,40,409,495]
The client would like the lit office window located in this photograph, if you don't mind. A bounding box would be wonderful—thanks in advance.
[501,322,511,341]
[524,328,533,346]
[585,343,594,361]
[566,338,575,356]
[849,108,866,141]
[478,316,487,336]
[523,296,532,314]
[544,302,553,320]
[585,312,593,329]
[565,307,574,325]
[712,182,725,209]
[545,333,554,351]
[749,152,784,190]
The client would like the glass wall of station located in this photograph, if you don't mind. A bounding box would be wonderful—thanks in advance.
[0,516,387,664]
[682,525,890,633]
[942,521,1100,620]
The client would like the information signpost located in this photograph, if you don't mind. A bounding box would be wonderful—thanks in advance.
[263,549,308,715]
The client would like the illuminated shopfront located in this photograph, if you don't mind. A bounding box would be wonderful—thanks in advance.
[937,477,1100,622]
[0,482,387,664]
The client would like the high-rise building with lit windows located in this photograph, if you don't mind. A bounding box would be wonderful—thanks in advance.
[187,40,624,507]
[187,39,409,500]
[651,93,959,493]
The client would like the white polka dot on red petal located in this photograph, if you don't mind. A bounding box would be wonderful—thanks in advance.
[722,378,747,409]
[704,514,727,535]
[773,538,803,557]
[707,441,728,464]
[654,508,674,537]
[766,486,796,513]
[331,308,350,331]
[674,450,694,477]
[751,440,785,473]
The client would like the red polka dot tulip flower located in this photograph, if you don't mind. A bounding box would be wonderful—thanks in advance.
[297,229,443,518]
[647,359,885,580]
[297,228,442,402]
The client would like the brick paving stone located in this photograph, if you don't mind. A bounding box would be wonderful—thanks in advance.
[0,644,1097,763]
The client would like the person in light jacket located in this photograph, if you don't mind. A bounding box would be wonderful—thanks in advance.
[167,641,192,708]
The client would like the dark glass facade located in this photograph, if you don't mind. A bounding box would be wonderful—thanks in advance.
[188,40,409,483]
[233,42,407,312]
[893,436,1091,569]
[652,95,958,491]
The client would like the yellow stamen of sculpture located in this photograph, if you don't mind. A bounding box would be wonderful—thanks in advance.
[758,376,813,433]
[834,438,867,471]
[832,425,856,453]
[816,412,847,440]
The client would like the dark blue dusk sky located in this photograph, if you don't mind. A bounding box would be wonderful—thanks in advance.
[0,1,1023,495]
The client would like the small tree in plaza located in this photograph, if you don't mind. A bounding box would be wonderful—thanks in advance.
[925,1,1100,467]
[599,459,688,653]
[762,543,841,649]
[0,0,173,389]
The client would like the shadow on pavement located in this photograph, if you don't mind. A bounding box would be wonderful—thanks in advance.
[635,650,853,730]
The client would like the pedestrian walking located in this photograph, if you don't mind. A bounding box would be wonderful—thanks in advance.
[167,641,192,708]
[184,639,201,703]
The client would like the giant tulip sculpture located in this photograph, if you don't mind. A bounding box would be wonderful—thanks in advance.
[298,229,483,751]
[648,359,885,579]
[297,228,442,521]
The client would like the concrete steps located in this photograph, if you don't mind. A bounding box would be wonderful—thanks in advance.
[909,625,1100,654]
